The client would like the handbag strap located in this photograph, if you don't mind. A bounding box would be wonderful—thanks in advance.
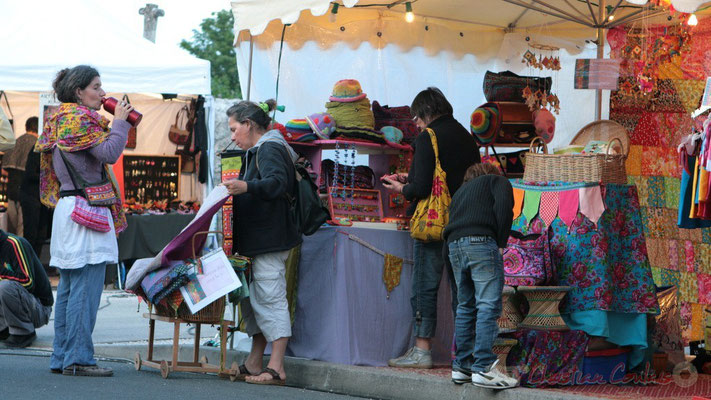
[425,128,441,166]
[58,150,106,189]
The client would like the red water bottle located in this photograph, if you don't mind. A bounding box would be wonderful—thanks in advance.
[101,97,143,127]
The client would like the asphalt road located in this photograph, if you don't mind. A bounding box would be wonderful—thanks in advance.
[0,349,364,400]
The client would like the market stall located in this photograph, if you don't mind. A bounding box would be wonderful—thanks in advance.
[0,0,217,265]
[227,0,707,384]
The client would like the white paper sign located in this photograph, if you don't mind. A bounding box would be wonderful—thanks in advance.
[180,248,241,314]
[701,77,711,108]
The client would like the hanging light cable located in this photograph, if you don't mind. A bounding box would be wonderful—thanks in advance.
[405,2,414,23]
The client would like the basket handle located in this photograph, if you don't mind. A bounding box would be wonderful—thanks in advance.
[191,230,225,260]
[605,137,625,158]
[529,136,548,154]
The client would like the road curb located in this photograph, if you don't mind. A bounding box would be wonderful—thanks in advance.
[81,343,606,400]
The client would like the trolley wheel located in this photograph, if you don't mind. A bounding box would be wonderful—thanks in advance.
[134,352,142,371]
[200,355,208,365]
[160,360,170,379]
[229,361,239,382]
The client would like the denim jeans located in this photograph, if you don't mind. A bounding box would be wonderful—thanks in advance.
[411,239,456,338]
[50,263,106,370]
[448,236,503,373]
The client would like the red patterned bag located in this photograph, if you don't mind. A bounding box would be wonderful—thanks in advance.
[372,101,420,145]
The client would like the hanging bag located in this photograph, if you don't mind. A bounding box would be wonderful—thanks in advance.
[122,94,137,149]
[409,128,451,242]
[503,228,556,286]
[59,151,117,206]
[168,106,190,145]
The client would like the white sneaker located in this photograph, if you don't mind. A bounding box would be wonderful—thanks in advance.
[451,369,471,384]
[471,360,519,389]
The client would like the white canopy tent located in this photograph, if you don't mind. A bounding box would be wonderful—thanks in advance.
[0,0,216,201]
[230,0,710,151]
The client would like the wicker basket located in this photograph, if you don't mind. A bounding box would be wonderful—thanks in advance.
[523,137,627,184]
[497,286,522,333]
[517,286,571,331]
[152,296,226,323]
[150,230,227,324]
[570,120,630,156]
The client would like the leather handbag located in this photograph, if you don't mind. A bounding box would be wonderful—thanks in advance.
[410,128,451,242]
[122,94,137,149]
[503,228,555,286]
[483,70,552,103]
[59,151,117,207]
[168,106,190,145]
[372,101,420,145]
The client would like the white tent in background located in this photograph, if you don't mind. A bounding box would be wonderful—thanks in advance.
[229,0,710,151]
[0,0,216,201]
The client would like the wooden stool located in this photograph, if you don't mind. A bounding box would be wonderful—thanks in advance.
[497,285,521,333]
[492,338,519,373]
[517,286,571,331]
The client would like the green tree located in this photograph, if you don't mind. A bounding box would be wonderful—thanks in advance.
[180,10,241,98]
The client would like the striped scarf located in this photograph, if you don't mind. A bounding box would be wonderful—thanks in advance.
[35,103,126,234]
[0,233,34,291]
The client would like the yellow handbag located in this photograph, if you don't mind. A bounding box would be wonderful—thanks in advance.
[410,128,451,242]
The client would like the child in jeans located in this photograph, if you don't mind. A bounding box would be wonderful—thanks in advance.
[443,163,517,389]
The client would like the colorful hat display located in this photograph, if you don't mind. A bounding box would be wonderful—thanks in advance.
[470,104,500,146]
[329,79,367,103]
[306,112,336,139]
[380,126,404,144]
[285,118,312,133]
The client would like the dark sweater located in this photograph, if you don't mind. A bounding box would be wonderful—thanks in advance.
[232,141,302,257]
[443,175,514,248]
[402,115,480,216]
[0,230,53,306]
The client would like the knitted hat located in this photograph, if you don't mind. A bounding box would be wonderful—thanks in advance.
[305,112,336,139]
[285,118,312,133]
[329,79,367,103]
[470,104,500,146]
[380,126,403,144]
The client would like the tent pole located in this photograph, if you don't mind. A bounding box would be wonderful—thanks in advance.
[246,34,254,101]
[595,0,605,121]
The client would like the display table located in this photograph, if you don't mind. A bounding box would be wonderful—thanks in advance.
[287,225,454,366]
[118,213,195,261]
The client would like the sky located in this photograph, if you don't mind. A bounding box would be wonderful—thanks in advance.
[103,0,233,51]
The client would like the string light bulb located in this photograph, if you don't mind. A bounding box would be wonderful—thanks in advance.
[329,2,339,23]
[688,13,698,26]
[608,14,615,21]
[405,2,414,23]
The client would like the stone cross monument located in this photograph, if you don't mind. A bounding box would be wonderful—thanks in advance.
[138,3,165,43]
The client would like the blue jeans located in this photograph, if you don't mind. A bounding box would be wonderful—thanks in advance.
[411,239,456,338]
[448,236,503,373]
[50,263,106,370]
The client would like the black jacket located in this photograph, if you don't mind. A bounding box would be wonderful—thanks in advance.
[403,115,480,215]
[232,141,302,257]
[443,174,514,248]
[0,230,54,306]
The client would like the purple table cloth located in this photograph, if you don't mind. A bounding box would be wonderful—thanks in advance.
[287,226,454,366]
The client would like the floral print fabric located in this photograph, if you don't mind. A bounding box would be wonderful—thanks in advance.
[507,329,588,387]
[512,183,660,315]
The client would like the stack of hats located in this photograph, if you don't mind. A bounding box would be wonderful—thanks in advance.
[325,79,385,144]
[284,118,318,142]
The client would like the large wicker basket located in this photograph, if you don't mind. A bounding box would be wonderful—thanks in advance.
[152,296,226,323]
[523,137,627,184]
[149,230,227,324]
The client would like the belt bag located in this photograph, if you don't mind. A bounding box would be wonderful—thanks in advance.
[59,151,117,207]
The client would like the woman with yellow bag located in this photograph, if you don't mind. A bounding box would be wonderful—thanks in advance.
[382,87,480,368]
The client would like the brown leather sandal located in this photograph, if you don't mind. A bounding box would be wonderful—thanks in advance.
[246,367,285,386]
